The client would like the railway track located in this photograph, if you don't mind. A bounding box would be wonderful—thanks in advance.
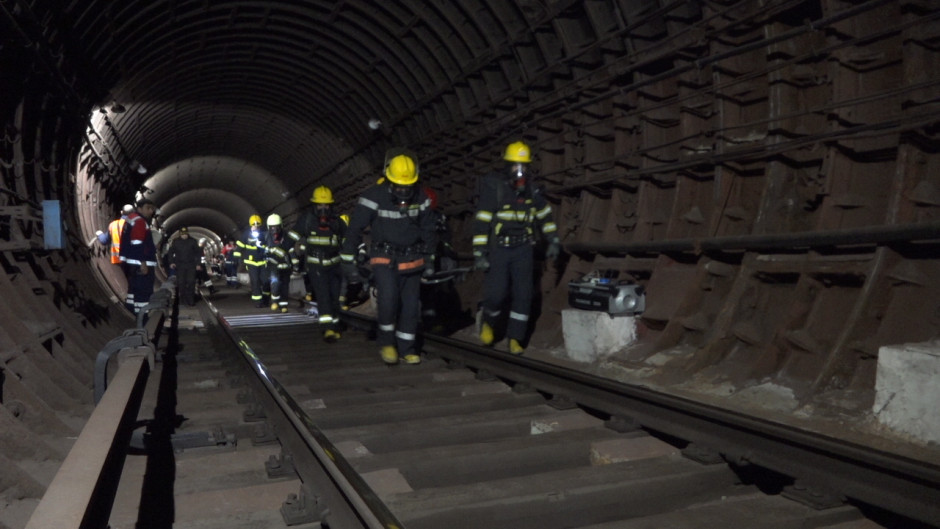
[91,289,938,529]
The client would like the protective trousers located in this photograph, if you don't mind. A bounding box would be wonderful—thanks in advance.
[176,265,197,306]
[308,264,343,330]
[481,243,534,341]
[269,268,291,309]
[125,265,155,314]
[248,265,270,303]
[372,264,421,357]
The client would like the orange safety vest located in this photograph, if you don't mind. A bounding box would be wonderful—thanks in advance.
[108,218,125,264]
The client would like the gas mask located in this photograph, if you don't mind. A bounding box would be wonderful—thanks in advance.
[316,204,332,225]
[508,163,528,194]
[390,183,415,210]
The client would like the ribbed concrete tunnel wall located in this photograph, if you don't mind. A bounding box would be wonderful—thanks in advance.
[1,1,939,525]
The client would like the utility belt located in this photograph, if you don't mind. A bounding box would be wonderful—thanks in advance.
[494,233,534,247]
[370,241,426,258]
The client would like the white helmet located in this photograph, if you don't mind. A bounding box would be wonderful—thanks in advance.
[267,214,282,227]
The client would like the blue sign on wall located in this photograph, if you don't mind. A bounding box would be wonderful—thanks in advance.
[43,200,64,249]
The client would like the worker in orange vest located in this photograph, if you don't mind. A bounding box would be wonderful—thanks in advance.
[104,204,134,265]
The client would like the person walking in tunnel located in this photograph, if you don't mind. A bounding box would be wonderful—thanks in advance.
[265,214,294,313]
[473,141,560,355]
[195,239,217,295]
[289,185,348,342]
[99,203,134,265]
[167,226,201,306]
[340,151,437,365]
[234,214,269,307]
[221,237,238,287]
[119,198,159,314]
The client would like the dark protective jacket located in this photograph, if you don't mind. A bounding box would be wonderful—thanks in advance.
[167,236,201,268]
[472,172,558,256]
[340,182,437,265]
[234,226,267,267]
[264,228,294,270]
[289,209,348,267]
[119,211,158,267]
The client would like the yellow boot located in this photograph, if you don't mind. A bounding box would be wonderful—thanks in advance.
[379,345,398,364]
[323,329,341,343]
[270,302,279,311]
[480,323,494,346]
[403,354,421,365]
[509,339,525,355]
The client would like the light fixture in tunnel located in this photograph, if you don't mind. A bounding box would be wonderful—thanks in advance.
[110,103,126,113]
[567,271,645,316]
[368,118,382,130]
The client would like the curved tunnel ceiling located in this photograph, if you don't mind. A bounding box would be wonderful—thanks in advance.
[77,0,569,228]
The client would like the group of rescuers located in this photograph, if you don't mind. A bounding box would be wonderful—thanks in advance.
[117,141,560,366]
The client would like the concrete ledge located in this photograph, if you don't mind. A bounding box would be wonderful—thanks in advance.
[561,309,638,363]
[874,340,940,444]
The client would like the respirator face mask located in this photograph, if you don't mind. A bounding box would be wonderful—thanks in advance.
[508,163,527,192]
[390,183,415,206]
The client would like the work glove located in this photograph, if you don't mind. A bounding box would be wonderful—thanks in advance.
[342,262,362,284]
[473,254,490,272]
[440,255,457,272]
[546,239,561,261]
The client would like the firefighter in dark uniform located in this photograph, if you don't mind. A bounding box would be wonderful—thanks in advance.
[234,214,269,307]
[265,214,294,313]
[473,141,560,355]
[119,198,159,314]
[340,153,437,365]
[289,186,347,342]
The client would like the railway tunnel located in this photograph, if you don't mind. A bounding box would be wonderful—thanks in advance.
[2,0,940,526]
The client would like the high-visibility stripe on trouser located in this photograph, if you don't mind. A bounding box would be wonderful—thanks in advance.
[308,264,343,330]
[373,263,422,357]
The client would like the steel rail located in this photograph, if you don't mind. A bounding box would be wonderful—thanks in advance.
[201,301,404,529]
[366,322,940,527]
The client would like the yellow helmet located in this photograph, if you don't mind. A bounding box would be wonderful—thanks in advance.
[503,141,532,163]
[311,186,334,204]
[249,214,262,227]
[266,214,282,226]
[385,154,418,185]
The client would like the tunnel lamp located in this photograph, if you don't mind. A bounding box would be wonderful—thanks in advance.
[368,118,382,130]
[110,103,126,113]
[567,271,645,316]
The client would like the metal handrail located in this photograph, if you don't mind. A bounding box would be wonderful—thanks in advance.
[27,278,174,529]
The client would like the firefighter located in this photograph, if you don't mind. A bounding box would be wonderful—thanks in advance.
[119,198,159,314]
[234,214,269,307]
[289,186,347,342]
[265,214,293,313]
[340,153,437,365]
[167,226,200,306]
[473,141,560,355]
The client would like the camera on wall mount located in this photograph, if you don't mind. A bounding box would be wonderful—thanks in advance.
[567,269,645,316]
